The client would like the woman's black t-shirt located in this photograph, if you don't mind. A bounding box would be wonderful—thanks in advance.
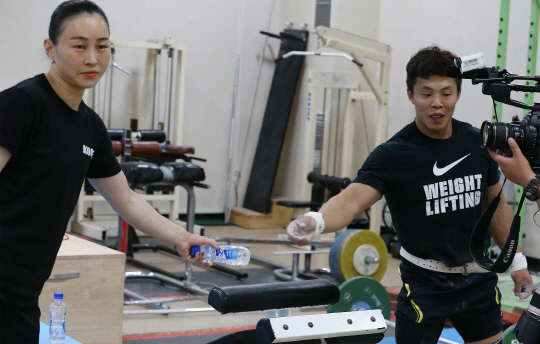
[0,74,121,296]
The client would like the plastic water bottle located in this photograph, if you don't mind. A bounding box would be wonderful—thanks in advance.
[190,245,250,266]
[49,292,66,344]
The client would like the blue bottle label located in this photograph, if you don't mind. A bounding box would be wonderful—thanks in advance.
[217,248,238,260]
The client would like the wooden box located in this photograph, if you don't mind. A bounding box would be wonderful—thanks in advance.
[230,199,295,229]
[39,234,125,344]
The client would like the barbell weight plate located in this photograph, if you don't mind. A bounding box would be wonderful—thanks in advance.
[502,324,520,344]
[327,276,391,320]
[329,229,359,283]
[339,230,388,281]
[352,244,380,276]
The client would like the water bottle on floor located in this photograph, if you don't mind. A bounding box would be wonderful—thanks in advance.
[190,245,250,266]
[49,292,66,344]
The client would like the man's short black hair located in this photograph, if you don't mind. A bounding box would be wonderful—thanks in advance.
[406,45,462,93]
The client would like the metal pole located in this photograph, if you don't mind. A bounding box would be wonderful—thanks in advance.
[167,47,175,139]
[493,0,510,121]
[230,0,276,209]
[225,56,242,223]
[152,49,161,129]
[107,45,115,128]
[180,183,196,282]
[517,0,540,247]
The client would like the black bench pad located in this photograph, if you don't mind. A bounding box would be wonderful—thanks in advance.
[208,279,339,314]
[161,162,205,183]
[121,162,163,184]
[120,162,205,184]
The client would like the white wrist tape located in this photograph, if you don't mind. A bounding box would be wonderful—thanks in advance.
[304,211,325,236]
[511,252,528,272]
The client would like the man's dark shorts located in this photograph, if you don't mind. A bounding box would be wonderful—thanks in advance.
[395,259,503,342]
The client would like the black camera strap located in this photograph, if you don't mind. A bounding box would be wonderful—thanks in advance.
[469,183,525,272]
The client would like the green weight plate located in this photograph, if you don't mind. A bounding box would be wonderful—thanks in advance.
[327,276,391,320]
[502,324,520,344]
[329,230,359,283]
[339,230,388,281]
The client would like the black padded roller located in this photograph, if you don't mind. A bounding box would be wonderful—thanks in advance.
[108,129,124,141]
[108,129,166,143]
[161,162,205,183]
[121,162,164,184]
[208,279,340,314]
[137,130,166,142]
[307,172,350,190]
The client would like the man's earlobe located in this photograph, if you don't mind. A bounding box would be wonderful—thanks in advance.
[407,88,414,103]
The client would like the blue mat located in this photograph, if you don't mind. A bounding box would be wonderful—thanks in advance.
[380,327,464,343]
[39,322,82,344]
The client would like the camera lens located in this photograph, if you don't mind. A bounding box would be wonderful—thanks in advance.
[481,120,525,149]
[481,121,492,148]
[480,121,505,148]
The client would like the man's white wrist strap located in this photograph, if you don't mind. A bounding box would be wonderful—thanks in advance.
[304,211,325,236]
[511,252,528,272]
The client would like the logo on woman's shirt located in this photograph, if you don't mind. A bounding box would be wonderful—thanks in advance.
[83,145,94,158]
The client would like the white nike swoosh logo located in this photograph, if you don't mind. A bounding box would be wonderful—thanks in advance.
[433,154,471,176]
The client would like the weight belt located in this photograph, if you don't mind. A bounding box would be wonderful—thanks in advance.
[400,247,490,275]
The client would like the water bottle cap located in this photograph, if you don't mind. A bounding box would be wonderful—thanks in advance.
[190,246,201,257]
[54,292,63,299]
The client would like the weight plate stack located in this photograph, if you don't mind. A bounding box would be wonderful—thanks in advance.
[329,229,360,283]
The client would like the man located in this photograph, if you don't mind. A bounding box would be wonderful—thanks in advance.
[287,46,532,344]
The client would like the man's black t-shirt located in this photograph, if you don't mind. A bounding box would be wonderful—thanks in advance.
[0,74,121,296]
[353,119,499,267]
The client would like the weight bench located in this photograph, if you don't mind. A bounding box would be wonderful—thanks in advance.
[118,160,237,313]
[120,160,208,280]
[119,162,249,280]
[207,279,386,344]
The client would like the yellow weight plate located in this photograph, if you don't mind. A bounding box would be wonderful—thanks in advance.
[338,230,388,281]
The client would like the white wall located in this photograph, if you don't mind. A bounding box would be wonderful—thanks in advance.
[0,0,281,214]
[379,0,538,135]
[2,0,538,216]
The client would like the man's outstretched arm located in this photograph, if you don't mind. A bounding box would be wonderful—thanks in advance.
[287,182,381,246]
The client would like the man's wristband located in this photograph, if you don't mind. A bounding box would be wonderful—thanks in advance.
[510,252,528,272]
[304,211,325,236]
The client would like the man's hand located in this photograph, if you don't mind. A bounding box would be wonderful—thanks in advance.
[286,216,318,246]
[488,138,536,188]
[174,232,218,266]
[511,269,533,299]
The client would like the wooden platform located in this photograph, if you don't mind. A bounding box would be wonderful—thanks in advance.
[39,234,125,344]
[230,199,295,229]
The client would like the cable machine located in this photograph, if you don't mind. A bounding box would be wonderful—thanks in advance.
[300,26,391,235]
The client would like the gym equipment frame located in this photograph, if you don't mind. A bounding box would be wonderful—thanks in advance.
[75,39,188,241]
[300,26,391,235]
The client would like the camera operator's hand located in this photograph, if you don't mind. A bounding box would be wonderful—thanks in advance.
[488,138,536,188]
[286,216,318,246]
[511,269,533,299]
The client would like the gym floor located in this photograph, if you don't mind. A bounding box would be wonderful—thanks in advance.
[117,224,404,343]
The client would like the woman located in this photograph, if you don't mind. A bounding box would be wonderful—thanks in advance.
[0,1,217,342]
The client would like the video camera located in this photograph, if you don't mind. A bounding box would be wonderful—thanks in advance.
[446,53,540,172]
[447,53,540,343]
